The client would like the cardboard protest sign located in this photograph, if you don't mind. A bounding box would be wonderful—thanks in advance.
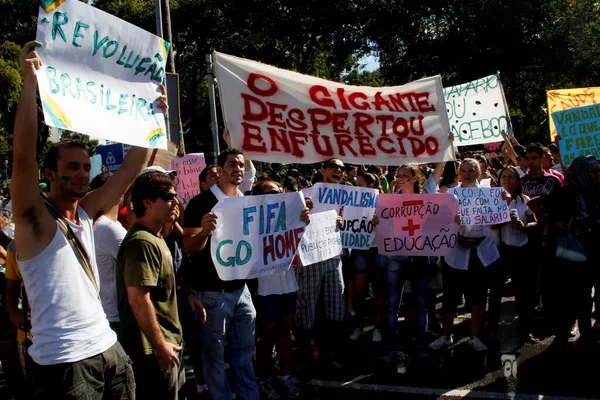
[449,187,510,226]
[310,183,378,250]
[167,153,206,208]
[375,194,458,256]
[298,210,343,265]
[547,87,600,141]
[211,192,306,280]
[36,0,169,149]
[551,104,600,165]
[213,51,454,166]
[443,74,511,147]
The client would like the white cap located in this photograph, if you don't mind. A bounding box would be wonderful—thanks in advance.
[138,166,177,176]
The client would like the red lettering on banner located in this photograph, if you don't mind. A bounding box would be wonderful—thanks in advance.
[266,102,288,128]
[335,134,359,157]
[241,93,268,121]
[424,137,439,155]
[392,118,409,138]
[357,135,376,156]
[408,137,426,156]
[377,137,395,154]
[373,92,394,112]
[336,88,352,110]
[332,112,350,134]
[354,113,374,137]
[241,122,267,152]
[309,86,336,109]
[268,127,291,153]
[348,92,369,110]
[376,115,395,135]
[288,131,308,157]
[410,116,424,136]
[287,108,308,130]
[247,73,278,97]
[388,93,410,112]
[307,108,332,134]
[311,134,334,157]
[415,92,435,112]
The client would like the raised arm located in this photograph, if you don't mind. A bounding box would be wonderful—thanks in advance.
[12,42,57,260]
[81,86,168,218]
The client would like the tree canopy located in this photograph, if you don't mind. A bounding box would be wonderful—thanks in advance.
[1,0,599,161]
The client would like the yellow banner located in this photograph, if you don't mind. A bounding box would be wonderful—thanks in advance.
[547,87,600,141]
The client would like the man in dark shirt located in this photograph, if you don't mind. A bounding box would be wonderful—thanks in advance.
[183,148,259,400]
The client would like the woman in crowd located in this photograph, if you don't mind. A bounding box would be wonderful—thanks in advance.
[492,166,538,344]
[429,159,500,352]
[252,179,304,399]
[348,173,386,343]
[543,155,600,347]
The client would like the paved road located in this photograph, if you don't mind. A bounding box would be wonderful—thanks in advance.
[2,286,599,399]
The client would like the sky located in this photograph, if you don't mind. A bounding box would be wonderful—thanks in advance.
[361,54,380,72]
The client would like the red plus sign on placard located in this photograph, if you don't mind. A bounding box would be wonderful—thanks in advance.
[402,219,421,236]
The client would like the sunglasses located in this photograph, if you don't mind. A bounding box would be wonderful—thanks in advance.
[158,192,177,201]
[326,163,345,171]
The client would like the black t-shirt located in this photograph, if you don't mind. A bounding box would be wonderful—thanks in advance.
[184,189,245,292]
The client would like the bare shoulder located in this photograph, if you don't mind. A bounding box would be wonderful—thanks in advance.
[13,200,58,261]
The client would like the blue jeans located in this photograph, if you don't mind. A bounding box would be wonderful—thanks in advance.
[385,257,428,335]
[196,285,259,400]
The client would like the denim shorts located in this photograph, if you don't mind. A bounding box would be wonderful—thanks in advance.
[256,292,297,323]
[351,248,383,274]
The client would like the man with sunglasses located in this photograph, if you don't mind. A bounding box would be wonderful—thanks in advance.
[116,171,184,400]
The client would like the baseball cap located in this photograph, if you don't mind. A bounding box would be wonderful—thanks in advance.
[139,166,177,176]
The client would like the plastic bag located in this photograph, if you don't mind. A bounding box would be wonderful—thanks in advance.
[555,234,588,262]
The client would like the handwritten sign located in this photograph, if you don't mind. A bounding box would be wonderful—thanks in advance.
[210,192,306,280]
[551,104,600,165]
[547,87,600,141]
[298,210,342,265]
[449,187,510,226]
[375,194,458,256]
[310,183,378,250]
[213,51,454,165]
[35,0,169,149]
[167,153,206,208]
[443,74,511,147]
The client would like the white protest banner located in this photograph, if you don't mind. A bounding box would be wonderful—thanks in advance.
[36,0,169,149]
[213,51,454,165]
[375,194,458,256]
[211,192,306,280]
[167,153,206,208]
[449,187,510,226]
[310,183,378,250]
[444,74,511,146]
[298,210,342,265]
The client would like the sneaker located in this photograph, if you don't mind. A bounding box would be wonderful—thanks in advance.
[259,379,280,400]
[279,377,300,398]
[372,329,383,343]
[429,336,453,350]
[469,337,488,352]
[349,328,363,341]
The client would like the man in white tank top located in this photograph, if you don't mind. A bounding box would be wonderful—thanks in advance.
[12,42,167,399]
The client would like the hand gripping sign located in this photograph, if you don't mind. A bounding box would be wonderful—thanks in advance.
[210,192,307,281]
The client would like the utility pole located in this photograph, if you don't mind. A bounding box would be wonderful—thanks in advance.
[206,53,220,160]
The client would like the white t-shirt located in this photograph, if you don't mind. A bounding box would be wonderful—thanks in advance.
[19,207,116,365]
[257,269,299,296]
[94,215,127,322]
[500,196,532,247]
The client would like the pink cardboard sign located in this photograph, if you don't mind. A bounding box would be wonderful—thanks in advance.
[375,193,458,256]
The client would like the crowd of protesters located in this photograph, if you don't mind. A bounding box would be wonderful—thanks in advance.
[0,42,599,400]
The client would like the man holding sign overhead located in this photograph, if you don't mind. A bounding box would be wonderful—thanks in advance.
[12,41,168,398]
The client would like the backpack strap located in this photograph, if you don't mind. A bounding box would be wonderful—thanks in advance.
[44,200,100,299]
